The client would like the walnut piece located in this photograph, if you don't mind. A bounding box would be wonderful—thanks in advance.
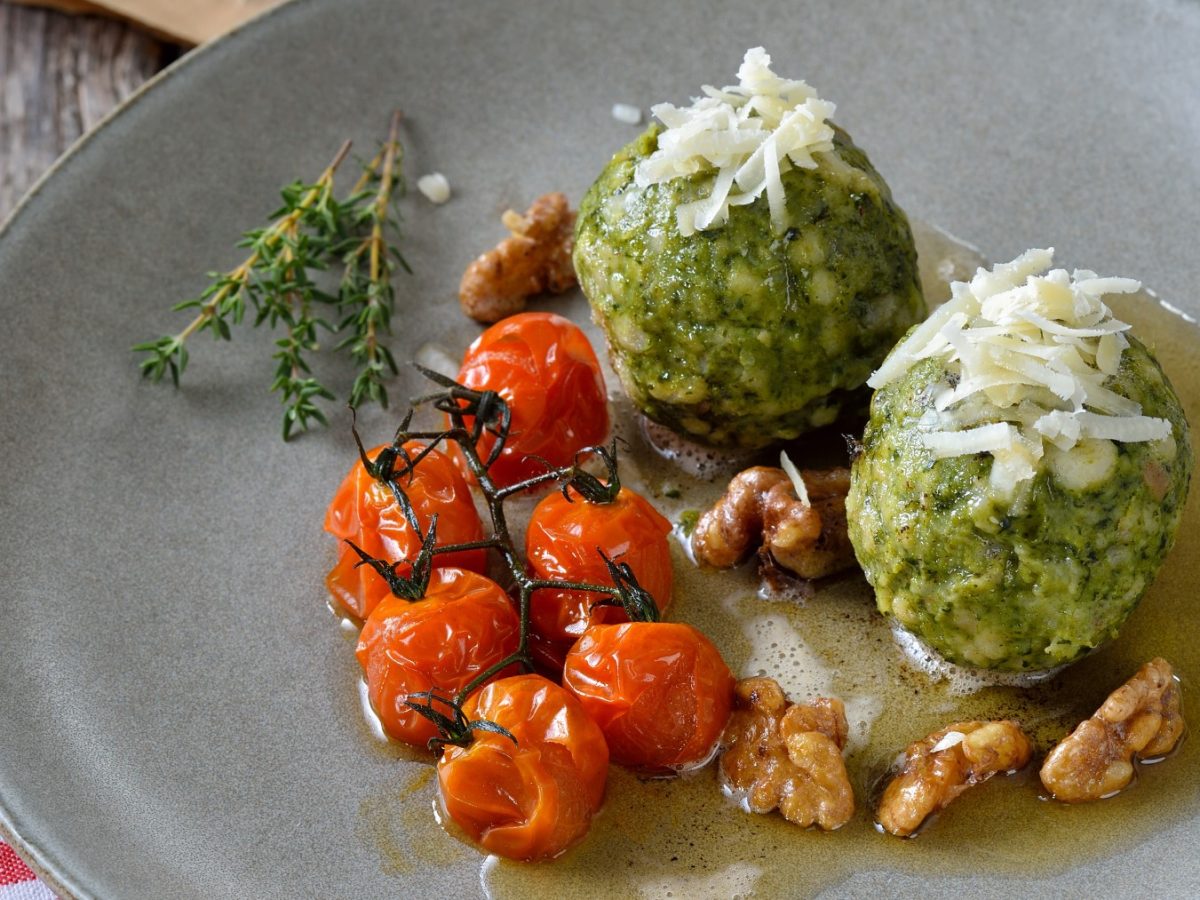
[458,192,577,323]
[719,677,855,831]
[877,720,1033,837]
[1040,657,1184,803]
[691,465,855,581]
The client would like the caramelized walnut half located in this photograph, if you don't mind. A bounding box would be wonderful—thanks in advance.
[691,465,855,580]
[458,192,577,323]
[1040,657,1184,803]
[719,677,855,830]
[877,720,1032,837]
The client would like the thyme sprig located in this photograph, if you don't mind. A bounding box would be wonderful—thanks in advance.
[337,110,409,410]
[347,369,654,752]
[134,112,410,440]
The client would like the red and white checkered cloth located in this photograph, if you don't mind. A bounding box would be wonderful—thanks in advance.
[0,841,56,900]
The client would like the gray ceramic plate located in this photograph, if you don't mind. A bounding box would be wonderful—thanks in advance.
[3,0,1200,897]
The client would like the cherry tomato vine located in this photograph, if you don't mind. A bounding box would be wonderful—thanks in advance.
[344,364,656,744]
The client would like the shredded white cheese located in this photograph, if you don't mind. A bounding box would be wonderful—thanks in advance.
[635,47,836,236]
[779,450,810,506]
[930,731,967,754]
[416,173,451,204]
[868,250,1172,497]
[612,103,643,125]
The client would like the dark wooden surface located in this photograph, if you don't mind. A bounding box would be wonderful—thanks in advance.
[0,1,171,222]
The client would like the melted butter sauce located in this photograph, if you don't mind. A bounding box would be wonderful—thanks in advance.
[358,222,1200,896]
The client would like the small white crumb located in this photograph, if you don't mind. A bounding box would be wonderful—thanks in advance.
[417,173,451,204]
[611,103,642,125]
[778,450,810,506]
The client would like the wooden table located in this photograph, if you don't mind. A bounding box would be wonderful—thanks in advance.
[0,0,173,222]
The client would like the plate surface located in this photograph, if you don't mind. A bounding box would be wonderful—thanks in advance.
[1,0,1199,897]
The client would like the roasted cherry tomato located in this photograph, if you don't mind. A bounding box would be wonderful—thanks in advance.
[437,674,608,860]
[526,485,674,671]
[324,442,485,620]
[454,312,609,489]
[356,567,520,748]
[562,622,735,773]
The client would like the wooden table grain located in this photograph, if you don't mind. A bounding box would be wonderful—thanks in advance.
[0,0,172,223]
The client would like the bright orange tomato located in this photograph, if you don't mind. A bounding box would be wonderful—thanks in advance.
[437,674,609,860]
[526,486,673,672]
[324,441,485,620]
[356,567,520,748]
[454,312,609,489]
[562,622,735,773]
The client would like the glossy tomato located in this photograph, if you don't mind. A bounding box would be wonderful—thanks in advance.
[437,674,608,860]
[562,622,735,773]
[324,441,485,620]
[356,567,519,748]
[526,485,673,672]
[454,312,609,489]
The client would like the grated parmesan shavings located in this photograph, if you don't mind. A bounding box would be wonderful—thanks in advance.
[867,250,1172,497]
[930,731,967,754]
[634,47,836,236]
[779,449,810,506]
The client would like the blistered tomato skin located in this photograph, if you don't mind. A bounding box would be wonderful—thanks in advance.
[355,568,520,748]
[324,442,486,620]
[526,486,674,672]
[454,312,609,489]
[562,622,736,773]
[437,674,609,860]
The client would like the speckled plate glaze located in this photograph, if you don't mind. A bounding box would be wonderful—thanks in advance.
[2,1,1199,897]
